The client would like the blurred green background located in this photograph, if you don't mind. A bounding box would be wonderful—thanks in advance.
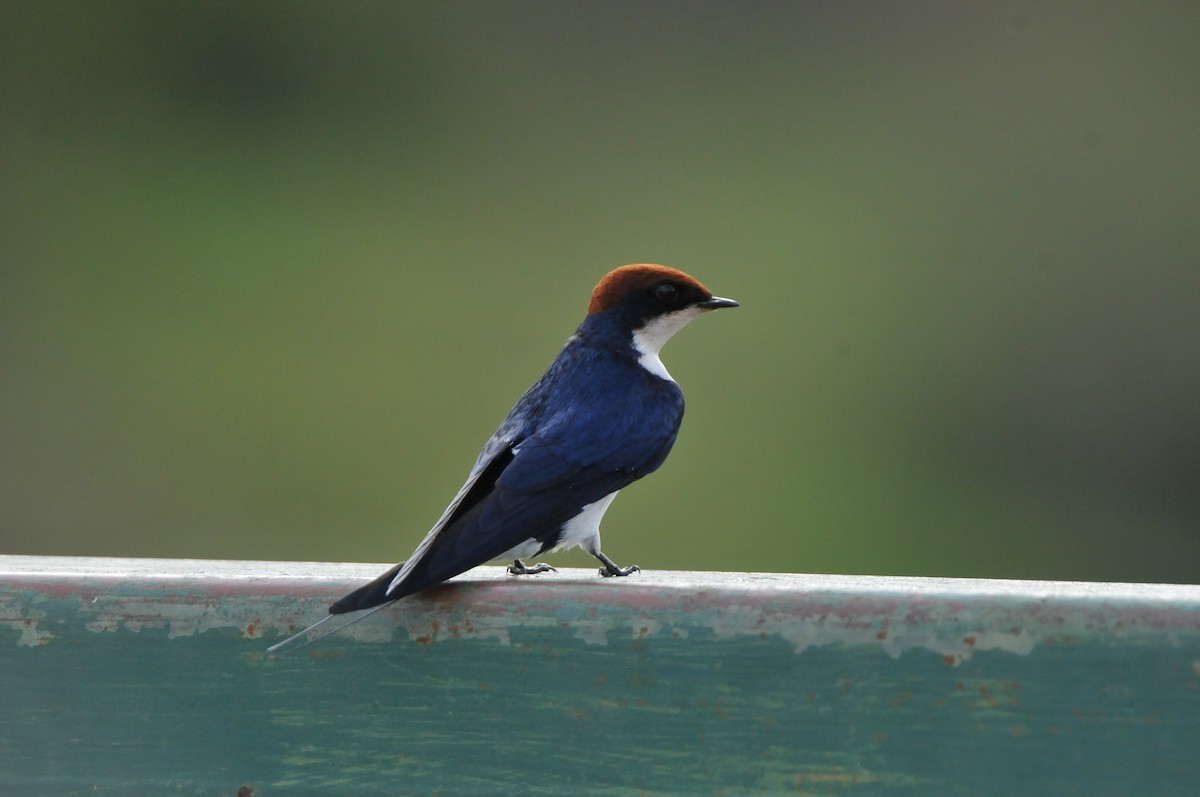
[2,2,1198,583]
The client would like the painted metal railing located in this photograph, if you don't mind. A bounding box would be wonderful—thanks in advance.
[3,555,1199,795]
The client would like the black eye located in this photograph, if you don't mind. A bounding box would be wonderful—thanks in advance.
[654,283,680,303]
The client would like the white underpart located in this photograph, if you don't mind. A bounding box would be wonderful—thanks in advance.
[497,491,619,562]
[632,306,706,382]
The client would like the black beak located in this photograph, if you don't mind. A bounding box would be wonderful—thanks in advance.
[696,296,739,310]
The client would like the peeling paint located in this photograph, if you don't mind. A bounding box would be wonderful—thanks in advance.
[304,581,1129,665]
[3,558,1200,669]
[77,596,267,640]
[1,616,54,647]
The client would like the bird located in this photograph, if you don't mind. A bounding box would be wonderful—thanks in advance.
[269,263,737,654]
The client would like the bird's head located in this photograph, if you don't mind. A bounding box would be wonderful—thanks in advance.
[587,264,738,357]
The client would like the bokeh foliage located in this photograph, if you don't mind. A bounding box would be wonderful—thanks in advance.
[3,2,1198,582]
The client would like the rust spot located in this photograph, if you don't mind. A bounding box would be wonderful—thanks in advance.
[1012,724,1028,738]
[414,634,432,645]
[963,635,976,647]
[712,701,727,718]
[871,731,888,745]
[244,621,258,638]
[478,681,489,690]
[876,630,888,640]
[889,691,915,708]
[237,787,255,797]
[943,655,958,668]
[979,686,999,709]
[596,674,607,686]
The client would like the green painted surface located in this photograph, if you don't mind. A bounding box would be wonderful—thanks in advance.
[2,556,1199,796]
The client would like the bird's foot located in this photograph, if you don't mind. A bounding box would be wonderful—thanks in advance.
[599,564,640,577]
[594,552,641,578]
[507,560,558,576]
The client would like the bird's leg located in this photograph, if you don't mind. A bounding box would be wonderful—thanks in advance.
[507,559,558,576]
[594,551,641,578]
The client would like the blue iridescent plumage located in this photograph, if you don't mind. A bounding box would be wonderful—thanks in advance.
[269,264,735,654]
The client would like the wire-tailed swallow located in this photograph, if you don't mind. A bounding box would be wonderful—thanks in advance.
[270,264,737,653]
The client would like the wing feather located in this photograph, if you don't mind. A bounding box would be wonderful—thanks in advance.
[384,393,680,599]
[384,437,514,595]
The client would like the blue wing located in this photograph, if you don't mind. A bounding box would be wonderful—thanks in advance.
[329,365,683,614]
[390,389,683,599]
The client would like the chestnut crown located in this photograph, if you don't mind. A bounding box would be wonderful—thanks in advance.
[586,264,736,324]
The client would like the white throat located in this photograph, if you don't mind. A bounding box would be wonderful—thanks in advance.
[631,306,704,382]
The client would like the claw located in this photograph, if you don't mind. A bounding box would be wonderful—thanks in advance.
[593,551,640,578]
[507,560,558,576]
[598,564,640,577]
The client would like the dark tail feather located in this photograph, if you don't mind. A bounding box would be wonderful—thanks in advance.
[329,561,406,614]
